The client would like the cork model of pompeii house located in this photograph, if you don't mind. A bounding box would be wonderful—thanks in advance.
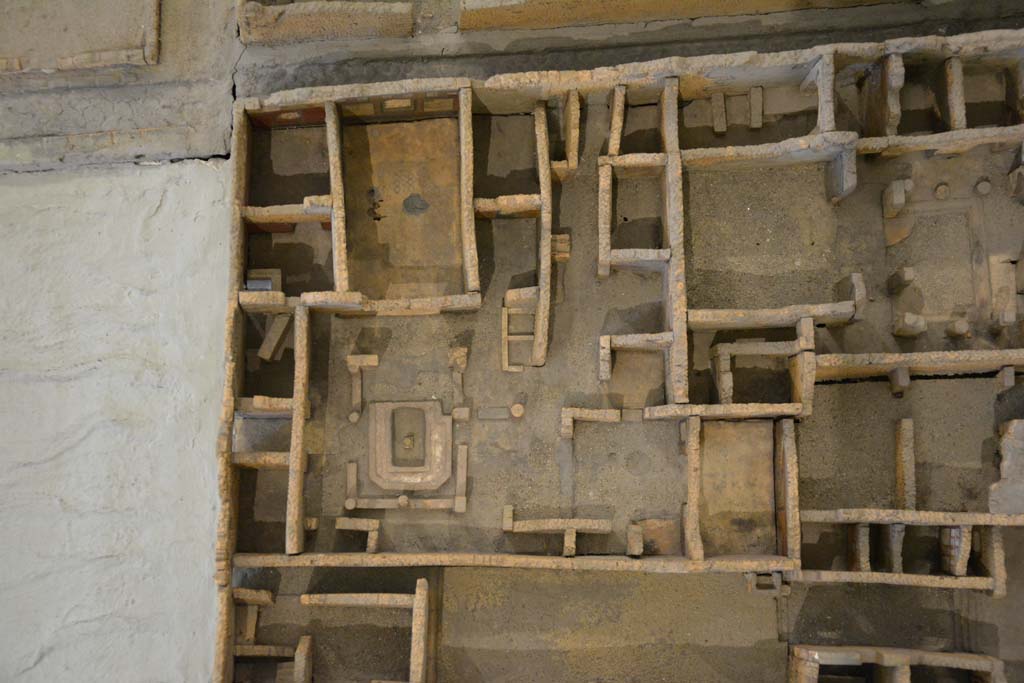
[213,26,1024,682]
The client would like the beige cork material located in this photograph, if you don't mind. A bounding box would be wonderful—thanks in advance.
[285,306,311,555]
[531,102,553,367]
[789,645,1006,683]
[774,419,801,564]
[459,87,481,293]
[684,417,704,561]
[325,101,350,292]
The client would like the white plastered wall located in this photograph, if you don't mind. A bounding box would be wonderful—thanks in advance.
[0,160,229,681]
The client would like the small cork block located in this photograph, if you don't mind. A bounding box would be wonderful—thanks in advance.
[627,524,644,557]
[946,318,970,338]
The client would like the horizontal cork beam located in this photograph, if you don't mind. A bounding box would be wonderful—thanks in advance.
[244,291,485,318]
[241,291,482,317]
[231,451,290,469]
[713,339,803,359]
[335,517,380,531]
[253,78,471,113]
[792,570,994,591]
[680,132,857,170]
[298,291,365,311]
[688,302,855,330]
[292,293,483,318]
[607,332,673,351]
[645,402,802,420]
[608,249,671,268]
[792,645,1005,674]
[242,204,329,224]
[348,497,456,510]
[300,593,415,609]
[474,194,542,218]
[365,293,482,316]
[235,396,296,419]
[507,518,613,535]
[234,552,798,574]
[239,1,414,45]
[802,509,1024,527]
[238,291,300,315]
[857,124,1024,156]
[598,152,667,169]
[234,644,295,658]
[815,350,1024,381]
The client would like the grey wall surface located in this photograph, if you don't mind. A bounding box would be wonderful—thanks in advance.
[0,160,230,681]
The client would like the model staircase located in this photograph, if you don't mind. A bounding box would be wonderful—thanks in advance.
[501,285,538,372]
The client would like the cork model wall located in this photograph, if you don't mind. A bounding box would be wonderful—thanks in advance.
[211,28,1024,683]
